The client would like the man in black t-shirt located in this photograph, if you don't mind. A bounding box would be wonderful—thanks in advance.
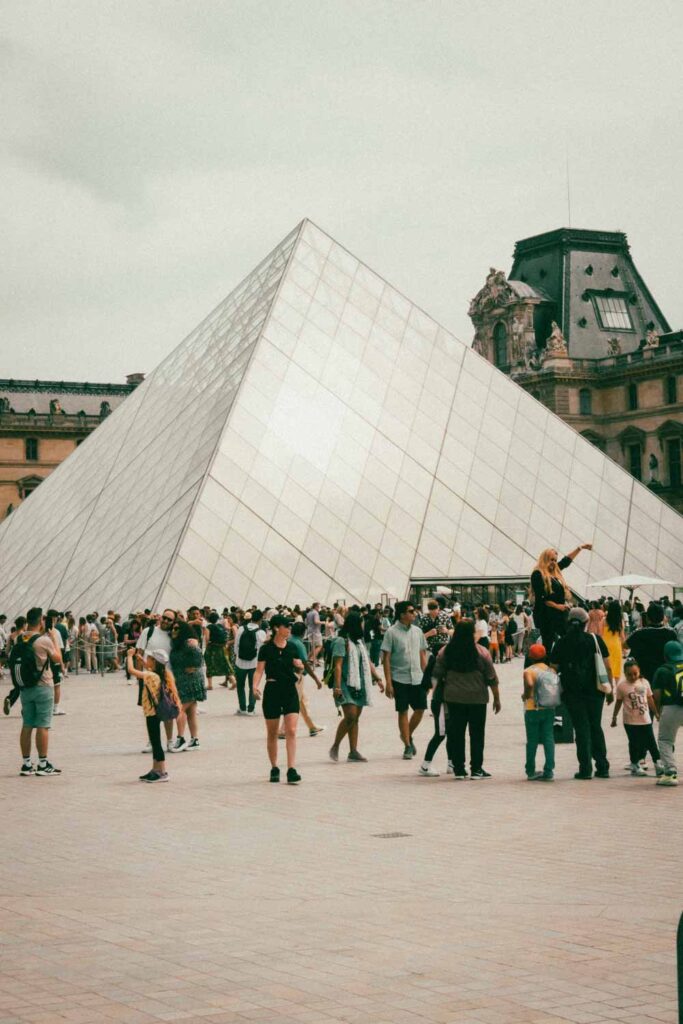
[253,615,304,785]
[551,607,614,779]
[626,603,677,685]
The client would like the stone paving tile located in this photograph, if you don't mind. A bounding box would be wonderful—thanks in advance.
[1,663,679,1024]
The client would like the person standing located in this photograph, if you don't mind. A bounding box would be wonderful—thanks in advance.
[204,611,231,690]
[603,600,626,688]
[432,619,501,779]
[550,607,614,779]
[521,643,558,781]
[234,610,266,715]
[625,603,677,686]
[136,610,176,752]
[381,601,428,760]
[329,610,384,763]
[252,615,304,785]
[652,640,683,787]
[13,607,63,776]
[126,647,181,782]
[305,602,323,666]
[169,621,205,751]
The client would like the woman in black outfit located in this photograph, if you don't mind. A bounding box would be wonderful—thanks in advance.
[530,543,592,651]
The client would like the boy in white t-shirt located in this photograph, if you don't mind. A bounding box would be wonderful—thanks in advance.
[611,658,662,776]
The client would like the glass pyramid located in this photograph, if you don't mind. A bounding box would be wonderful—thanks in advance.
[0,220,681,617]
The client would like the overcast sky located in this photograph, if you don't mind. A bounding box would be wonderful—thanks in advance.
[2,0,682,383]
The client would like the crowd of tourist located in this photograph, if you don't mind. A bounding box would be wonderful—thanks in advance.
[1,545,682,787]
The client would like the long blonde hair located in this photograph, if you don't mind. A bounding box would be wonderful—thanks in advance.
[532,548,571,601]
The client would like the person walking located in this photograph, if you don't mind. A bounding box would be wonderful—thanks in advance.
[234,610,266,715]
[169,621,205,751]
[432,618,501,779]
[126,647,181,782]
[252,615,304,785]
[304,602,323,666]
[328,610,384,763]
[289,621,325,736]
[611,657,661,776]
[381,601,428,760]
[550,607,614,779]
[12,607,63,776]
[652,640,683,787]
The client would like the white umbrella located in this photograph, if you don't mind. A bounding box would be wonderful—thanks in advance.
[586,573,677,594]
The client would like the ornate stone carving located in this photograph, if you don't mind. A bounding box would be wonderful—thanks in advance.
[644,328,660,349]
[510,315,525,365]
[607,336,621,356]
[545,321,568,357]
[49,399,63,414]
[468,267,515,317]
[648,453,660,484]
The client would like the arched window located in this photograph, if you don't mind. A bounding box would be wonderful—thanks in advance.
[627,383,638,411]
[579,388,592,415]
[493,323,507,368]
[25,437,39,461]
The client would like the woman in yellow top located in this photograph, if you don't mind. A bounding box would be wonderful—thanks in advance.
[603,600,626,685]
[127,648,181,783]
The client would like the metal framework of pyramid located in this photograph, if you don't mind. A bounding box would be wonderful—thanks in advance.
[0,220,681,618]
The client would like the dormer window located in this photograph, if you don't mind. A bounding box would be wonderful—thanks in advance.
[590,291,634,331]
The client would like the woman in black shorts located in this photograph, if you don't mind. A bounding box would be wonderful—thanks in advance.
[252,615,304,784]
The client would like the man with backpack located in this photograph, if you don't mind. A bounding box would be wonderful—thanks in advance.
[234,610,266,715]
[550,607,614,779]
[652,640,683,787]
[11,607,63,776]
[522,643,560,780]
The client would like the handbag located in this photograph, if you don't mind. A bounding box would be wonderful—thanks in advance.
[145,678,180,722]
[592,634,612,694]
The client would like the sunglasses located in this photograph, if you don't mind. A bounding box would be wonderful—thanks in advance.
[161,616,175,623]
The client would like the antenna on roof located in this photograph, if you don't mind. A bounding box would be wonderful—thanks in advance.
[565,137,572,228]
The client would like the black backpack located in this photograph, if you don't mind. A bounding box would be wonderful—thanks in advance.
[238,625,258,660]
[8,634,44,689]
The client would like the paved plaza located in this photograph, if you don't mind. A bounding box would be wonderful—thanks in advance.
[1,662,679,1024]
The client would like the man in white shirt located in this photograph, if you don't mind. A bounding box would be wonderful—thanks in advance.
[234,610,266,715]
[136,610,177,750]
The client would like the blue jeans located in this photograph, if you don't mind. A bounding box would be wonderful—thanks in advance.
[524,708,555,777]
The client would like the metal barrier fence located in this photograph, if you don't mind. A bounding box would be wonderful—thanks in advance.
[66,636,128,677]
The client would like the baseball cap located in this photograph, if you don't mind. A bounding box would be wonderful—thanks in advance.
[149,648,169,665]
[528,643,547,660]
[270,614,292,629]
[664,640,683,663]
[568,607,589,624]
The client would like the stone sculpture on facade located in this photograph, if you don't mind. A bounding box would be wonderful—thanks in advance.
[607,336,621,356]
[545,321,568,357]
[644,328,660,349]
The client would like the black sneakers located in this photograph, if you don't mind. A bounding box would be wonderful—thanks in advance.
[269,766,280,783]
[20,763,34,776]
[35,762,62,776]
[286,768,301,785]
[470,769,492,779]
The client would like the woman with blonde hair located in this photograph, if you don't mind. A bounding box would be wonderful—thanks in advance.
[530,544,592,652]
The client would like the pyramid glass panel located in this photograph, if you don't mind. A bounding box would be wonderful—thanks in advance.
[0,219,681,618]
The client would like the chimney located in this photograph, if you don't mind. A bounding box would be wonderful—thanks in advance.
[126,373,145,387]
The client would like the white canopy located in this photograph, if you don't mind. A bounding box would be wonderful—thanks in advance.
[586,574,677,591]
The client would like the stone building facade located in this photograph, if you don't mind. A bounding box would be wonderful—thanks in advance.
[469,228,683,512]
[0,375,143,518]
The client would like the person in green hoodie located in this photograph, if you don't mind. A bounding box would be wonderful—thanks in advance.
[652,640,683,787]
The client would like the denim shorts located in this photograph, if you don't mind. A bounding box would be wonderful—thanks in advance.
[20,686,54,728]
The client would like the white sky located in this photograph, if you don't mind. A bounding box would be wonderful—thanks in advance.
[2,0,682,383]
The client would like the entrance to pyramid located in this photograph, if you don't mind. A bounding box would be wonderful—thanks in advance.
[409,577,529,612]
